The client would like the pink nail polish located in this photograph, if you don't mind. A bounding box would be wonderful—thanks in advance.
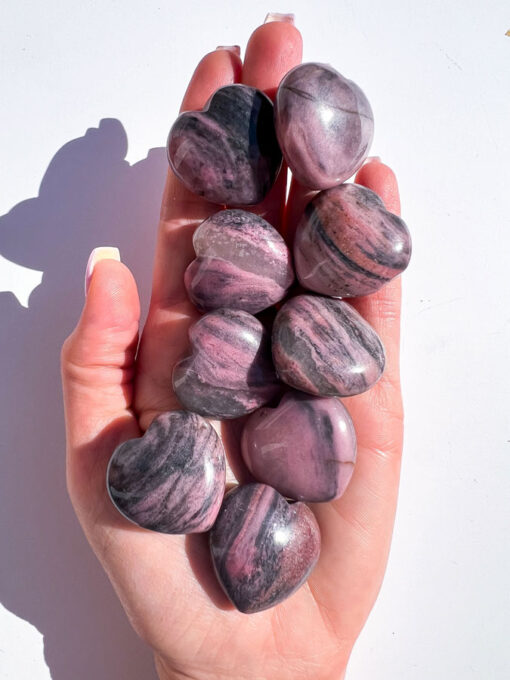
[264,12,295,24]
[85,247,120,295]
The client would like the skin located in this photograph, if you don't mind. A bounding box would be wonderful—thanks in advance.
[61,20,404,680]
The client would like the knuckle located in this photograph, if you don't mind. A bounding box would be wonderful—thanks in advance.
[60,334,75,374]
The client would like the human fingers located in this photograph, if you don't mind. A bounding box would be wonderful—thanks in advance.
[208,18,302,470]
[134,48,242,429]
[308,162,405,644]
[348,159,402,399]
[61,250,141,525]
[283,176,317,245]
[240,17,302,230]
[62,256,237,660]
[135,22,302,431]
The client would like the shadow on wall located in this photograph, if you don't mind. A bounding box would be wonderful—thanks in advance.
[0,119,166,680]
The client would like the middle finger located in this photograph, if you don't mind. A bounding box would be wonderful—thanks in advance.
[240,17,303,230]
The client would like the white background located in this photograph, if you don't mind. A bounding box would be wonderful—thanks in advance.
[1,1,509,678]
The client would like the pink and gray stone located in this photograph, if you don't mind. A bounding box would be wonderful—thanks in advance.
[272,294,385,397]
[184,209,294,314]
[210,483,321,613]
[241,391,356,502]
[167,84,282,206]
[275,63,374,190]
[294,183,412,297]
[107,411,226,534]
[173,308,281,419]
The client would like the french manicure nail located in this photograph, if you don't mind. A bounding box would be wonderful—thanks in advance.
[85,246,120,295]
[364,156,382,164]
[215,45,241,56]
[264,12,295,24]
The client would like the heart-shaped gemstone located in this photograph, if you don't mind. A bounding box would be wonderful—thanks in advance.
[294,183,412,297]
[107,411,225,534]
[210,483,321,613]
[241,391,356,502]
[168,84,282,206]
[272,294,385,396]
[275,63,373,189]
[173,308,281,419]
[184,209,294,314]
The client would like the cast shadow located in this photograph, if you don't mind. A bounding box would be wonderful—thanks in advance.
[0,118,167,679]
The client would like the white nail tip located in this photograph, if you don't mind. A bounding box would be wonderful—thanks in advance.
[264,12,295,24]
[85,247,121,295]
[215,45,241,56]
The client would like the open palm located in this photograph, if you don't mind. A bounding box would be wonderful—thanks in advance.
[61,19,404,680]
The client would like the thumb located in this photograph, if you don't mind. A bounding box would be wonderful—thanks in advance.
[61,247,141,516]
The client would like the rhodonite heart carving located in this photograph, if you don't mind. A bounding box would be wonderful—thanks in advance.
[241,391,357,502]
[294,182,412,297]
[107,411,226,534]
[272,294,385,397]
[184,209,294,314]
[173,308,281,419]
[167,84,282,206]
[210,483,321,613]
[274,62,374,190]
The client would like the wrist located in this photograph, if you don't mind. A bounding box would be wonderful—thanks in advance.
[155,654,201,680]
[155,652,349,680]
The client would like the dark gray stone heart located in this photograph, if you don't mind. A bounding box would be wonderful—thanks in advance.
[294,182,411,297]
[210,483,321,613]
[107,411,225,534]
[173,308,281,420]
[167,84,282,206]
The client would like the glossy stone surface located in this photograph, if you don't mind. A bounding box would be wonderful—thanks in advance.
[272,294,385,397]
[168,84,282,206]
[184,209,294,314]
[107,411,225,534]
[275,63,374,190]
[210,483,320,613]
[294,183,412,297]
[242,391,356,502]
[173,309,281,419]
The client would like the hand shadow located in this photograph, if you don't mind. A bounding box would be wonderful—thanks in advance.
[0,118,166,680]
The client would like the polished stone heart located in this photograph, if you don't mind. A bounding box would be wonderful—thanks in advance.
[241,391,356,502]
[184,209,294,314]
[210,483,321,613]
[294,183,412,297]
[275,63,374,189]
[107,411,225,534]
[173,308,281,419]
[167,84,282,206]
[272,294,385,397]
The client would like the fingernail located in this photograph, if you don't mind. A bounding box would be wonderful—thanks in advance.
[85,247,120,295]
[215,45,241,56]
[364,156,382,164]
[264,12,295,24]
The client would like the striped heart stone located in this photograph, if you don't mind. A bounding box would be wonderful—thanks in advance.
[107,411,225,534]
[210,483,321,613]
[168,84,282,206]
[294,183,411,298]
[272,294,385,397]
[184,209,294,314]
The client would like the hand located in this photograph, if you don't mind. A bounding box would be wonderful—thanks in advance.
[61,18,404,680]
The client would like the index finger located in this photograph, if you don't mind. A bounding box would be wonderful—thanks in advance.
[134,48,242,428]
[152,48,243,307]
